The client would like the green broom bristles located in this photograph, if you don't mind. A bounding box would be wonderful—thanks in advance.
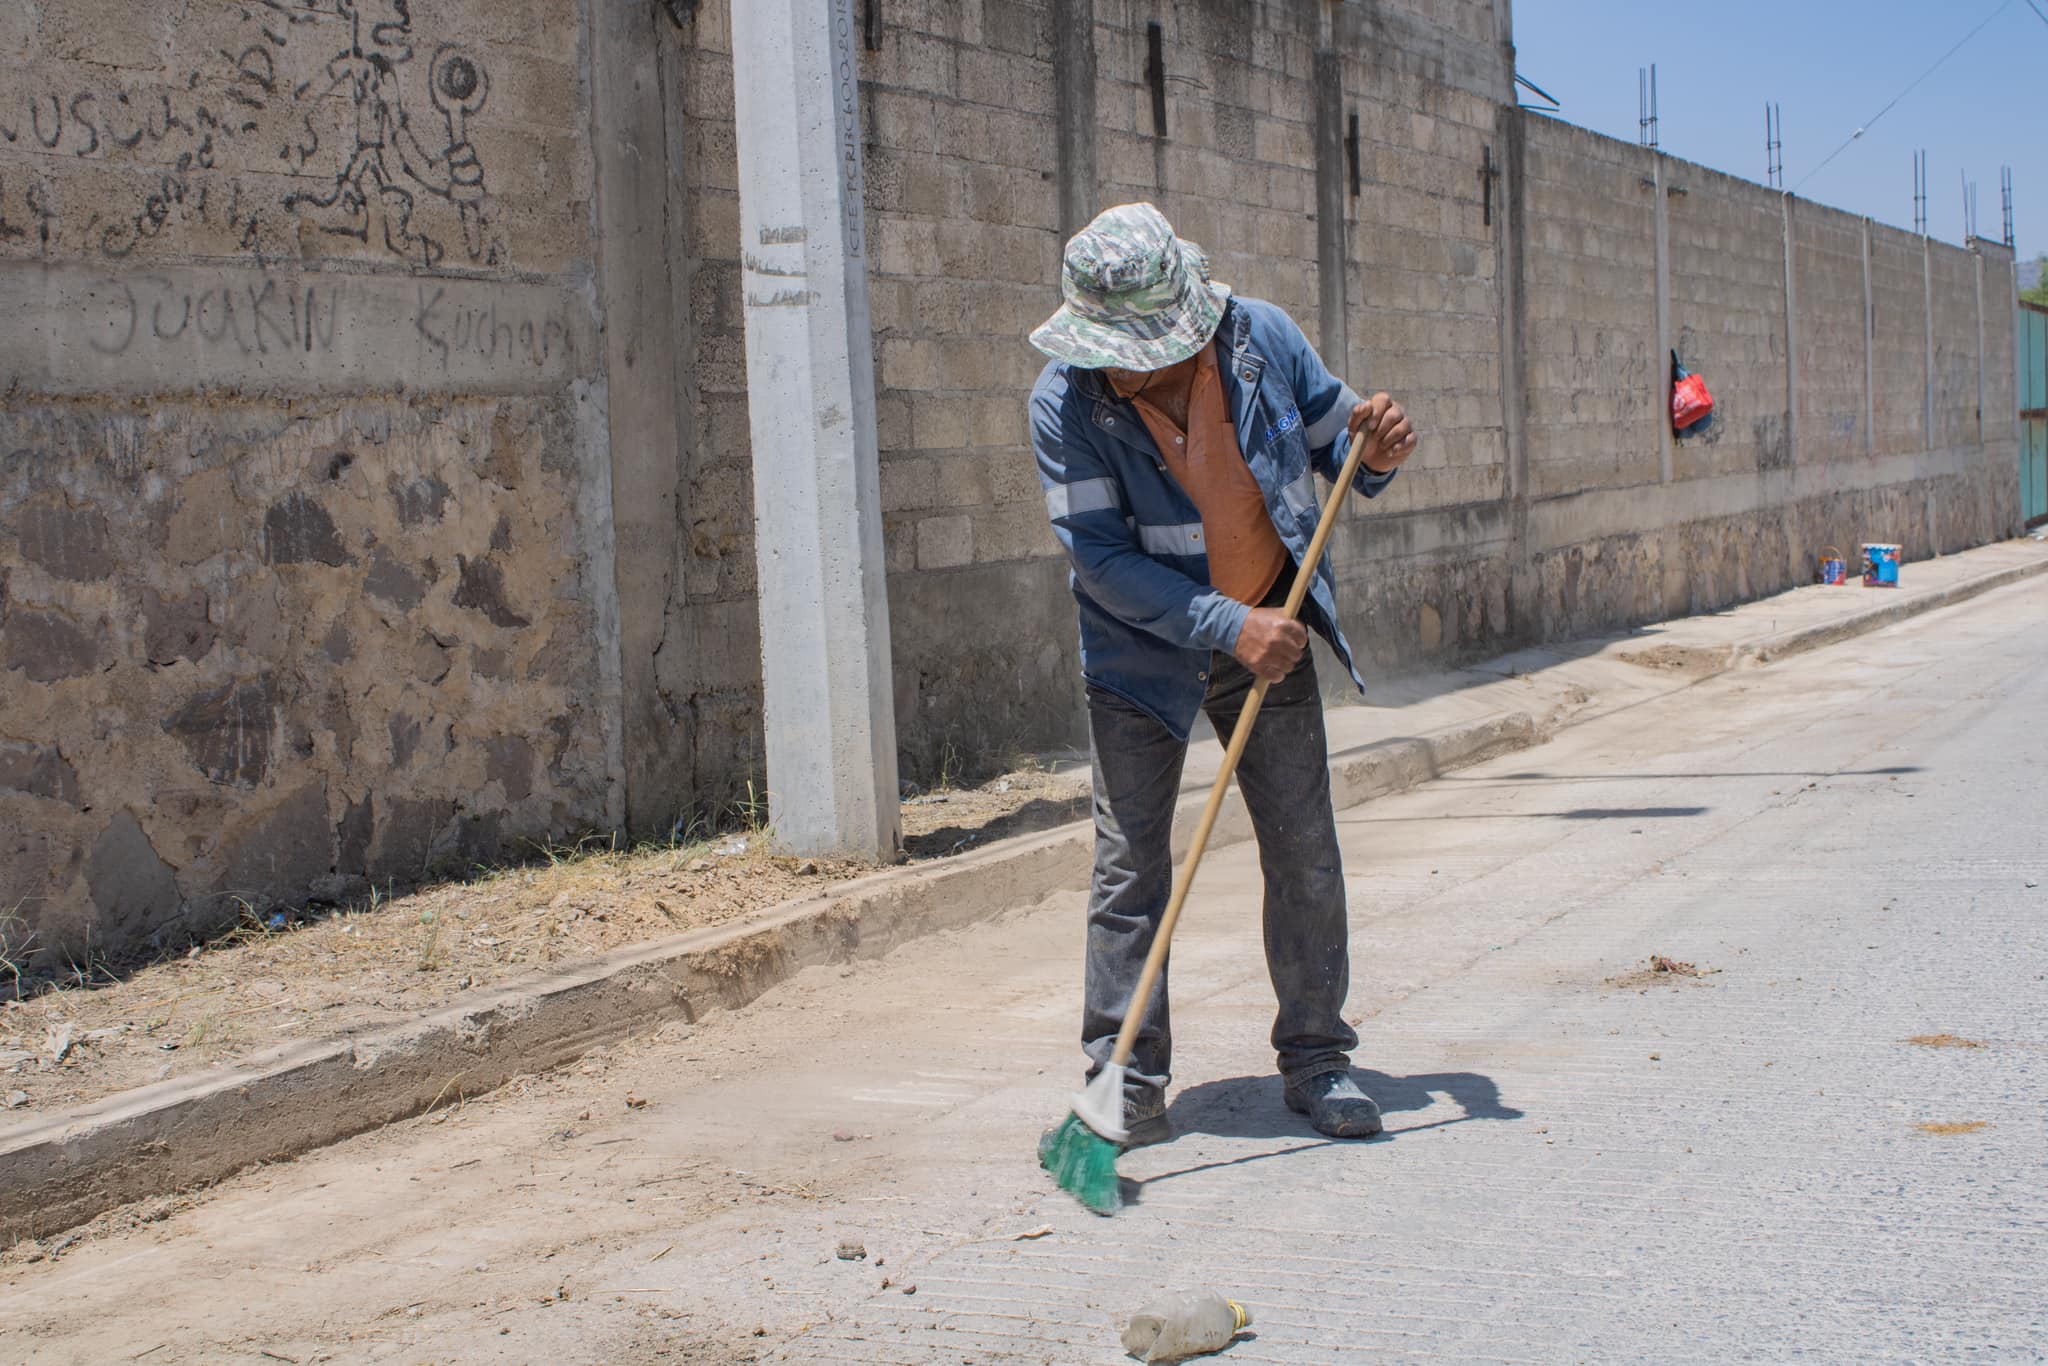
[1039,1112,1123,1215]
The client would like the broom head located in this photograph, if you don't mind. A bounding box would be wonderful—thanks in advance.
[1039,1065,1127,1215]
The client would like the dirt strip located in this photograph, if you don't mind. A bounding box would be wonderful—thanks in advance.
[0,764,1088,1118]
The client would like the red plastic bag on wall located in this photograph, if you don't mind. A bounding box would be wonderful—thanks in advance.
[1671,351,1714,432]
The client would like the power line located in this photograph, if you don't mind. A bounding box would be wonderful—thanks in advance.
[2028,0,2048,28]
[1790,0,2017,195]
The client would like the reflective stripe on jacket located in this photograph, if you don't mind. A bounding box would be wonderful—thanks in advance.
[1031,296,1393,738]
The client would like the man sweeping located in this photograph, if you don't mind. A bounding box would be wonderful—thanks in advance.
[1029,203,1417,1145]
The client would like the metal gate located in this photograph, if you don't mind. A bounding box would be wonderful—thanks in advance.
[2022,301,2048,529]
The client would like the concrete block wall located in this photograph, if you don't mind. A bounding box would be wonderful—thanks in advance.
[1930,244,1984,455]
[1868,223,1932,454]
[667,0,1110,789]
[1332,7,1509,519]
[858,0,1080,780]
[1,0,2024,960]
[1511,139,2020,634]
[1984,255,2020,449]
[1307,0,1517,672]
[0,0,589,275]
[1090,2,1321,320]
[1513,131,2018,630]
[1933,241,2019,549]
[650,3,769,824]
[1520,122,1660,499]
[1792,205,1869,467]
[1667,162,1791,482]
[0,0,623,963]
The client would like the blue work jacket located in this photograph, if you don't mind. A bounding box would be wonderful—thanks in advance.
[1031,296,1394,739]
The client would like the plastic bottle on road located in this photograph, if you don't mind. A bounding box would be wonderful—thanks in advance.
[1119,1290,1252,1363]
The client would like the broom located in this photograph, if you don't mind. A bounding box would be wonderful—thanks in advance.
[1041,418,1381,1214]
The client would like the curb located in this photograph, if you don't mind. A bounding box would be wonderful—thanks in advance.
[0,710,1538,1241]
[1737,555,2048,665]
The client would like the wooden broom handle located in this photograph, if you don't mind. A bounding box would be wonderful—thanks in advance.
[1109,422,1378,1069]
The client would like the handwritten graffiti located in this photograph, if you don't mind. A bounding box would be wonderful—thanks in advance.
[0,0,502,270]
[285,3,499,269]
[7,263,585,392]
[0,86,261,164]
[86,276,342,358]
[70,271,573,376]
[413,285,573,371]
[0,173,55,248]
[99,172,271,261]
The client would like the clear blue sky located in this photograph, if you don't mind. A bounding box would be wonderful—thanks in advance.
[1512,0,2047,264]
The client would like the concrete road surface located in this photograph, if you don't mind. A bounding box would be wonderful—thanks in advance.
[5,578,2046,1364]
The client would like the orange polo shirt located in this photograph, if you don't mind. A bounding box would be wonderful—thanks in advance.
[1110,343,1289,606]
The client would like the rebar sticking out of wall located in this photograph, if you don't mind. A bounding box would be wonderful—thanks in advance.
[1913,151,1928,236]
[1638,65,1659,150]
[1765,104,1783,190]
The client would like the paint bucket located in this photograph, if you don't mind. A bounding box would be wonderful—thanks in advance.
[1861,543,1901,588]
[1819,547,1848,585]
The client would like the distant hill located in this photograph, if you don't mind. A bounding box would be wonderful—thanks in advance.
[2022,256,2043,297]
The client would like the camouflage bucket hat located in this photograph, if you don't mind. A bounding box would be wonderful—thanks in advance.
[1030,202,1231,371]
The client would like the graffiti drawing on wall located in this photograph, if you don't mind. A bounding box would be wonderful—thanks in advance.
[284,2,498,269]
[0,0,506,270]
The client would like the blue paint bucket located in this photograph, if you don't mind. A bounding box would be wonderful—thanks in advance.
[1861,543,1900,588]
[1819,547,1848,585]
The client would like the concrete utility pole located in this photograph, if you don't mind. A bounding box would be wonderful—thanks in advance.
[730,0,901,858]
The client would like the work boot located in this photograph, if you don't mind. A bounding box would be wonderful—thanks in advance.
[1284,1071,1383,1138]
[1122,1096,1173,1151]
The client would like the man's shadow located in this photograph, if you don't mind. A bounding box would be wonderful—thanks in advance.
[1170,1068,1523,1139]
[1122,1069,1523,1202]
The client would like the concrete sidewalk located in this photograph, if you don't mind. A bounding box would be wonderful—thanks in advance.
[5,537,2045,1242]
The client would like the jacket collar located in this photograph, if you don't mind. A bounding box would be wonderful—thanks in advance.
[1221,298,1264,379]
[1219,301,1268,444]
[1073,300,1268,461]
[1083,377,1162,464]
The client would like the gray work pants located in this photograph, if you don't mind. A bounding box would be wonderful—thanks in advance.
[1081,644,1357,1114]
